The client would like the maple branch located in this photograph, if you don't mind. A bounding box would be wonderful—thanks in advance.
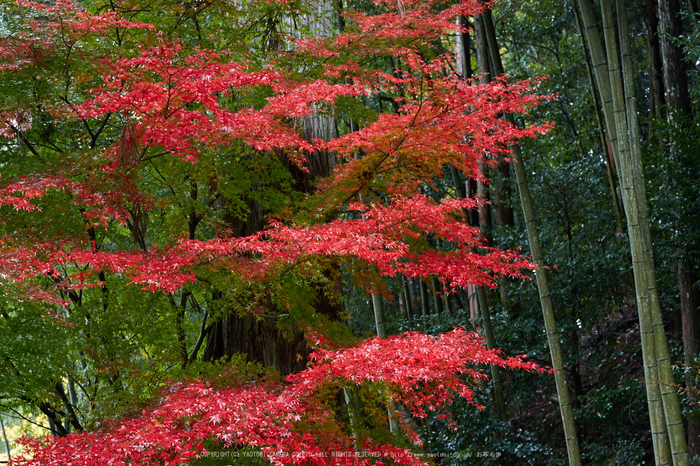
[168,291,190,368]
[36,401,68,437]
[54,382,83,433]
[33,139,64,154]
[59,96,105,148]
[50,273,82,307]
[188,181,202,240]
[188,305,208,365]
[378,94,401,113]
[89,113,112,149]
[69,376,94,407]
[141,150,174,163]
[0,405,52,432]
[9,124,43,160]
[337,138,405,208]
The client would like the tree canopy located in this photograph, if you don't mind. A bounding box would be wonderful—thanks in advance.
[3,0,700,464]
[0,0,547,464]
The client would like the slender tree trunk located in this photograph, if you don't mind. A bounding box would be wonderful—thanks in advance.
[577,0,621,172]
[400,276,413,319]
[476,287,507,421]
[431,277,444,314]
[47,415,60,437]
[658,0,691,116]
[645,0,666,160]
[657,0,700,456]
[450,165,467,200]
[601,0,688,461]
[343,387,359,445]
[577,0,673,461]
[494,163,514,230]
[372,293,386,338]
[456,16,472,80]
[572,0,624,233]
[0,416,10,462]
[620,1,689,463]
[646,0,665,120]
[420,280,429,318]
[468,285,479,320]
[479,7,582,465]
[452,157,507,418]
[602,1,670,463]
[371,293,399,432]
[466,176,479,227]
[474,13,493,232]
[679,260,700,458]
[494,162,515,312]
[511,149,582,466]
[407,277,418,317]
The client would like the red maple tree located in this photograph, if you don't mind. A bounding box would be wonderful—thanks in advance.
[13,329,543,465]
[0,0,548,463]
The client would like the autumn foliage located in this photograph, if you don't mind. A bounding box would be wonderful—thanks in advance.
[13,329,542,465]
[0,0,548,463]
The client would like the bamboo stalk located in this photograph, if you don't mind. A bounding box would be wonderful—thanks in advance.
[479,7,582,464]
[599,0,684,461]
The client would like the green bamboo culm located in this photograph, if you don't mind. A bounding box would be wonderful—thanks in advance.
[476,287,507,422]
[571,0,624,234]
[451,153,508,421]
[371,293,399,433]
[478,6,583,465]
[576,0,671,461]
[599,0,688,462]
[619,0,688,461]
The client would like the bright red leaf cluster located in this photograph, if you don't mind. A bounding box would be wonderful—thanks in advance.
[0,0,551,462]
[0,0,547,300]
[12,329,542,466]
[0,195,532,295]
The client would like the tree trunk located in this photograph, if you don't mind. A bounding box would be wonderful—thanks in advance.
[601,0,688,461]
[452,155,507,419]
[1,416,10,462]
[602,0,670,462]
[476,287,507,421]
[202,194,310,377]
[455,16,472,80]
[657,0,700,456]
[371,292,400,432]
[511,146,582,466]
[474,13,493,233]
[479,6,582,465]
[620,1,689,463]
[420,280,429,318]
[658,0,691,116]
[572,0,624,233]
[400,276,413,319]
[645,0,665,120]
[577,0,621,172]
[431,277,444,314]
[202,308,309,377]
[372,293,387,338]
[577,0,673,461]
[679,259,700,447]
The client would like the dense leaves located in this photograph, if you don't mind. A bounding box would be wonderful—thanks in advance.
[12,329,541,465]
[0,0,553,463]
